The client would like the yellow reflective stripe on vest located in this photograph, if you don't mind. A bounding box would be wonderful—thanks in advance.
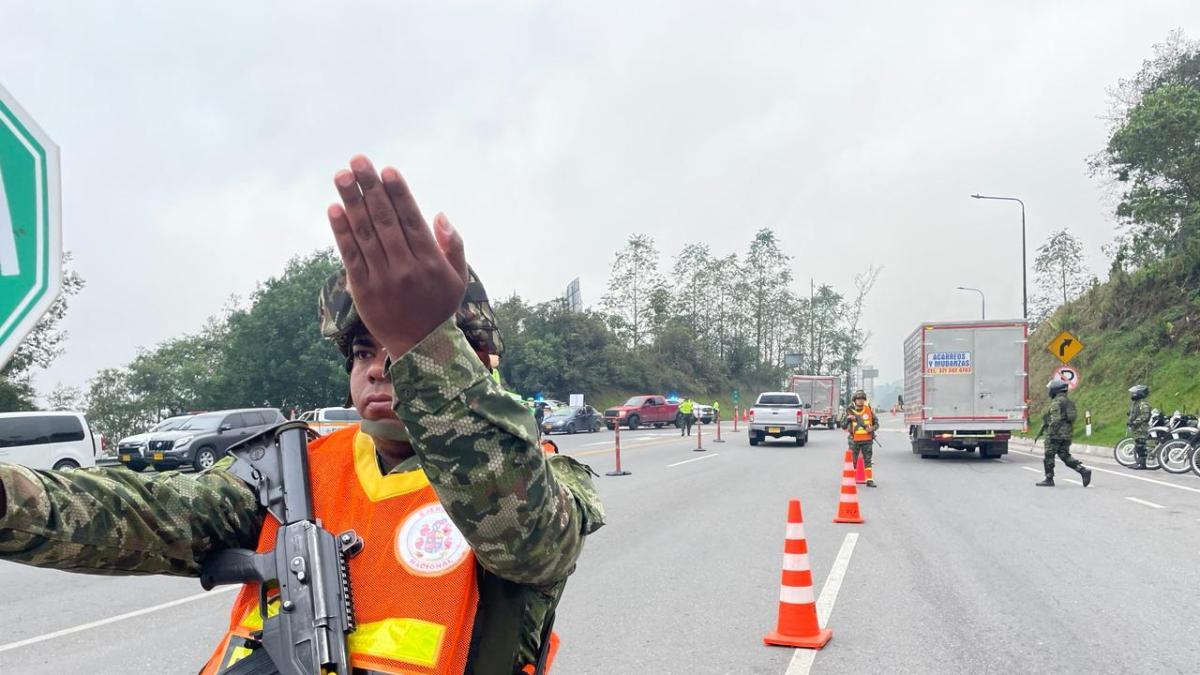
[350,617,447,669]
[237,605,448,671]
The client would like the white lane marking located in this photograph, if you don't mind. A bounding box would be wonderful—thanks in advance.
[1126,497,1165,510]
[581,441,612,447]
[1020,466,1041,474]
[1081,465,1200,495]
[784,533,859,675]
[667,453,719,468]
[1063,478,1082,486]
[0,586,239,654]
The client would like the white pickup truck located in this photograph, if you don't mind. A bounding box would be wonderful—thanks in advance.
[748,391,810,446]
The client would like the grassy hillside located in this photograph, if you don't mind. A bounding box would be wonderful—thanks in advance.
[1027,254,1200,446]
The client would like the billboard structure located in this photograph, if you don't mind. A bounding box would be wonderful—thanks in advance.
[563,277,582,312]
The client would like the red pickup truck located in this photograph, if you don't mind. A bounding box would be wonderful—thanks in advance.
[603,395,681,430]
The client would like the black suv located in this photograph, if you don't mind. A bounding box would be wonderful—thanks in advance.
[147,408,285,472]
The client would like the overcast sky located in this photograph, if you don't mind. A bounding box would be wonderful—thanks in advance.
[1,1,1197,399]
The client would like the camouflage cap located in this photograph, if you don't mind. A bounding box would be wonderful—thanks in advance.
[319,266,504,357]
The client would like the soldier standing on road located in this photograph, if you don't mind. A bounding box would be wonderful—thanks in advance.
[1127,384,1152,470]
[0,155,605,674]
[1036,379,1093,487]
[840,390,879,487]
[680,398,695,436]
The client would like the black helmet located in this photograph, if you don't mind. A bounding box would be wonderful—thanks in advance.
[1047,380,1069,397]
[852,389,867,401]
[1129,384,1149,401]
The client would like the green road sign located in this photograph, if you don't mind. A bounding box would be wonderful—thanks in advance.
[732,389,740,403]
[0,84,61,367]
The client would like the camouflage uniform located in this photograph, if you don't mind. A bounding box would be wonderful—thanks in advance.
[0,270,605,670]
[1127,400,1152,464]
[1042,393,1085,479]
[841,405,878,470]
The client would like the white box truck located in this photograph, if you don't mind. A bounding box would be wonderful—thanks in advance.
[787,375,839,429]
[903,320,1028,458]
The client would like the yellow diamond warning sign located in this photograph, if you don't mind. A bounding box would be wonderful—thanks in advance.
[1048,331,1083,364]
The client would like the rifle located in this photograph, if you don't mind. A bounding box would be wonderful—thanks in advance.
[200,422,364,675]
[1032,423,1046,450]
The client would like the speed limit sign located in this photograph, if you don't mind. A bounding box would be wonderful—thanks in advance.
[1053,365,1080,390]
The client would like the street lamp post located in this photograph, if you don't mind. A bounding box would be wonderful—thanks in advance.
[970,194,1026,321]
[956,286,986,320]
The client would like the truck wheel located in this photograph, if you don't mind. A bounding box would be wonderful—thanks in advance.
[567,423,577,434]
[675,413,684,429]
[53,459,80,471]
[749,433,759,446]
[627,415,640,431]
[827,420,835,430]
[795,434,806,447]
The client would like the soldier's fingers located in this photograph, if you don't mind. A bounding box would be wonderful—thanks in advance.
[335,168,388,272]
[380,167,442,262]
[328,204,367,277]
[433,213,468,285]
[349,155,412,265]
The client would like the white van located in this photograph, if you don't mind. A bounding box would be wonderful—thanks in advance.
[298,407,362,436]
[0,411,99,471]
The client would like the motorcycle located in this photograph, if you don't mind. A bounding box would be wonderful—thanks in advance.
[1156,411,1199,475]
[1114,408,1169,470]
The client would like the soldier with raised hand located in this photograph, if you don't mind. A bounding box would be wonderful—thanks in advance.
[1036,379,1093,487]
[1127,384,1152,470]
[0,155,604,674]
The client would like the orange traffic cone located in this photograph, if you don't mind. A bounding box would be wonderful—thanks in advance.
[834,449,865,524]
[763,499,832,650]
[855,455,866,484]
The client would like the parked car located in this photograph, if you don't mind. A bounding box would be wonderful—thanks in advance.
[147,408,285,472]
[298,407,362,436]
[604,395,681,430]
[0,411,99,471]
[748,392,810,446]
[117,414,194,472]
[541,405,604,435]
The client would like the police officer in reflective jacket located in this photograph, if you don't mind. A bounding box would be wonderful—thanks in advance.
[1036,379,1093,487]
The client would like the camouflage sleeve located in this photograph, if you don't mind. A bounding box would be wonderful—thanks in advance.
[1063,399,1077,425]
[0,458,263,576]
[389,318,601,587]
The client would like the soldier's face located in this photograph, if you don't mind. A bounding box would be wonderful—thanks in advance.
[348,333,406,429]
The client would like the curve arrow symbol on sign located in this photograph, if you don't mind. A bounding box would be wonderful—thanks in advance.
[1058,339,1074,357]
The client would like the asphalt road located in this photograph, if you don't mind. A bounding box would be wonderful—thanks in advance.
[2,416,1198,673]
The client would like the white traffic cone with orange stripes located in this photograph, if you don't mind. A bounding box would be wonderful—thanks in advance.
[834,449,865,524]
[763,499,833,650]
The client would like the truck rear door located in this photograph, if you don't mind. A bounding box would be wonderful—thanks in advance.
[925,324,1025,423]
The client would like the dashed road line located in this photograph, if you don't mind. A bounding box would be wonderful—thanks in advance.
[785,533,859,675]
[0,586,239,654]
[1126,497,1165,510]
[1073,465,1200,495]
[667,453,719,468]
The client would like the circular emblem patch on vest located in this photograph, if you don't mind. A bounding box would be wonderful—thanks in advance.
[395,503,471,576]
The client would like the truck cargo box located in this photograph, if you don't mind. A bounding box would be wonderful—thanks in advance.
[904,321,1028,440]
[787,375,838,429]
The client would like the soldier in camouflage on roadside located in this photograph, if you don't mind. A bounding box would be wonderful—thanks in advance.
[0,155,605,673]
[1036,379,1093,487]
[1127,384,1152,470]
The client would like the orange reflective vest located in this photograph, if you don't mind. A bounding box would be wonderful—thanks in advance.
[847,405,876,442]
[202,427,480,674]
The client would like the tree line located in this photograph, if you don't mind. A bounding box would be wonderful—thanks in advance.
[496,227,878,406]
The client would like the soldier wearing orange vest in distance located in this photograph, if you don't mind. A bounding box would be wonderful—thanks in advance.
[0,156,604,674]
[840,390,879,487]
